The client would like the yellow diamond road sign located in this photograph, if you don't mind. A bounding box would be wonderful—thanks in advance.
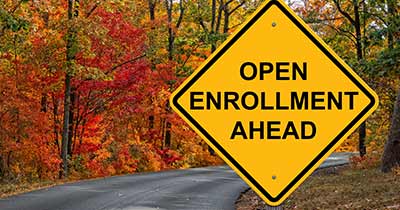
[170,0,378,206]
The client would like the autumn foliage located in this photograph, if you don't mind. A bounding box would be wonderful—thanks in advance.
[0,0,223,182]
[0,0,398,183]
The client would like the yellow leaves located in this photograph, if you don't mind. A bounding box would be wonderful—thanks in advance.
[0,180,57,198]
[106,165,117,175]
[79,66,113,81]
[11,164,21,175]
[127,134,141,145]
[392,166,400,176]
[0,58,13,74]
[94,149,112,161]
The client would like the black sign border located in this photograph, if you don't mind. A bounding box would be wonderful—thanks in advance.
[172,0,376,204]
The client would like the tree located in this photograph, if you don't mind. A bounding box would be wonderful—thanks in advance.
[332,0,368,156]
[163,0,185,148]
[382,88,400,172]
[381,0,399,172]
[61,0,79,178]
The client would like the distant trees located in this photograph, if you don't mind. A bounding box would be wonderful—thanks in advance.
[296,0,399,163]
[0,0,234,181]
[0,0,398,181]
[331,0,368,156]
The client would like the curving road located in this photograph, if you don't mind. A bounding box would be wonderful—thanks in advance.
[0,153,353,210]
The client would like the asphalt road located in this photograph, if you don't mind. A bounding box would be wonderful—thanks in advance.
[0,153,353,210]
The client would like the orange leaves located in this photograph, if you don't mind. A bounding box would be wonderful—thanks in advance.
[157,148,181,165]
[115,145,138,174]
[0,0,226,183]
[350,154,381,170]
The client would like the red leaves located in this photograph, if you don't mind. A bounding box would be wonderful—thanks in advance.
[157,148,182,165]
[0,1,223,182]
[350,154,381,170]
[77,142,101,154]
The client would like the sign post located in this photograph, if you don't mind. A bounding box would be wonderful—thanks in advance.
[170,0,378,206]
[265,205,282,210]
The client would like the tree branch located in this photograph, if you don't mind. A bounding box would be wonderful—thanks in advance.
[105,53,146,75]
[363,11,388,26]
[229,1,246,15]
[10,0,24,14]
[198,18,208,33]
[179,42,201,70]
[228,22,242,31]
[86,2,99,18]
[318,22,357,46]
[305,16,346,23]
[175,0,185,29]
[225,0,235,6]
[333,0,356,26]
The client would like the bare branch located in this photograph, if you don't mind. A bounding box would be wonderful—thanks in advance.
[86,3,99,18]
[211,0,216,32]
[305,16,346,23]
[105,53,146,75]
[179,42,201,69]
[228,22,242,31]
[10,0,24,14]
[175,0,185,29]
[333,0,356,26]
[363,11,388,26]
[229,1,246,15]
[316,22,357,46]
[198,18,208,33]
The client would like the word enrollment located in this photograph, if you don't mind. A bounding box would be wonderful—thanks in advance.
[189,61,359,141]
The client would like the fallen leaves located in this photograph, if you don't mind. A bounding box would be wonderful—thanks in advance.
[236,166,400,209]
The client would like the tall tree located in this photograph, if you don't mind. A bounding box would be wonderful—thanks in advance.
[222,0,246,33]
[332,0,368,156]
[381,0,399,172]
[163,0,185,148]
[195,0,247,154]
[61,0,78,178]
[382,88,400,172]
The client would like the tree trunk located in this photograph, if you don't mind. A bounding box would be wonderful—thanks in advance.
[210,0,217,52]
[381,0,399,172]
[0,155,3,178]
[164,0,173,148]
[353,0,367,157]
[148,0,156,21]
[386,0,396,49]
[223,6,229,33]
[61,73,71,178]
[41,93,47,112]
[52,95,60,152]
[165,0,174,60]
[148,0,156,128]
[67,91,75,156]
[382,88,400,172]
[333,0,369,157]
[163,0,184,148]
[61,0,77,178]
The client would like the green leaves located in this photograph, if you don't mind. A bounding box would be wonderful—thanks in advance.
[0,8,29,32]
[364,46,400,77]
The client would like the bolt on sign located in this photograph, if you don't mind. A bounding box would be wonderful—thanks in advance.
[170,0,378,206]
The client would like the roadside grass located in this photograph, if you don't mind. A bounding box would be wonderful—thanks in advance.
[236,166,400,209]
[0,180,57,198]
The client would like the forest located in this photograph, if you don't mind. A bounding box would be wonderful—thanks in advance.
[0,0,398,184]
